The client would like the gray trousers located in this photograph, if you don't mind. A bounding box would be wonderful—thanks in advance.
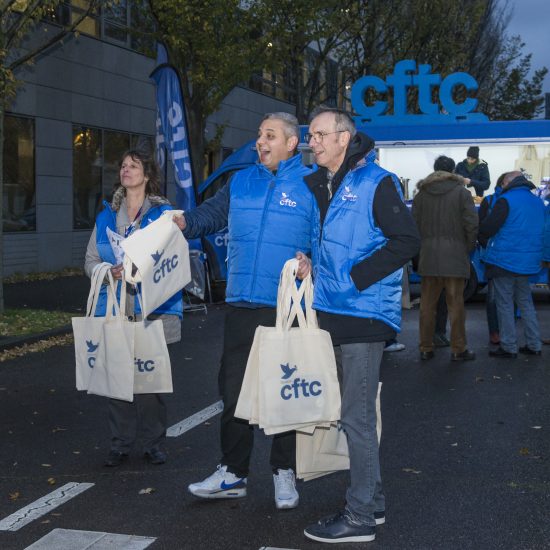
[108,394,167,454]
[335,342,385,526]
[492,276,541,353]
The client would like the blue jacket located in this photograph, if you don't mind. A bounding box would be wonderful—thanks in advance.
[95,201,183,318]
[185,153,315,306]
[312,158,403,331]
[484,185,545,275]
[543,203,550,262]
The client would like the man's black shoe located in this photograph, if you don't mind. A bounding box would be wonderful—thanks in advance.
[451,349,476,361]
[519,346,541,356]
[104,450,128,467]
[304,511,375,543]
[144,448,167,465]
[420,351,434,361]
[489,347,517,359]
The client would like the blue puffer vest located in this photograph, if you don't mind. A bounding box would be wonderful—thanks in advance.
[484,186,545,275]
[542,202,550,262]
[94,201,183,318]
[226,153,315,306]
[312,159,403,331]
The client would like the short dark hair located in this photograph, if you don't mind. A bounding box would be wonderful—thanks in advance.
[114,149,161,196]
[433,155,455,173]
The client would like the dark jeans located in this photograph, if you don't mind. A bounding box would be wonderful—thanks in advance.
[435,290,448,335]
[219,306,295,478]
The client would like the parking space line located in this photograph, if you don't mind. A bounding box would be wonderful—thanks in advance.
[167,400,223,438]
[0,482,94,532]
[25,528,156,549]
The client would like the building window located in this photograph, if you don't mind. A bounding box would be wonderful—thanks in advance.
[249,69,297,104]
[47,0,154,56]
[73,126,153,229]
[3,115,36,232]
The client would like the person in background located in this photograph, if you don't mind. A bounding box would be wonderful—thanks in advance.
[455,146,490,197]
[413,155,478,362]
[84,149,183,467]
[302,107,420,544]
[479,171,545,358]
[478,172,507,345]
[177,112,315,510]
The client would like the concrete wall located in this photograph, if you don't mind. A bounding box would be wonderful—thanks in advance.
[5,34,293,276]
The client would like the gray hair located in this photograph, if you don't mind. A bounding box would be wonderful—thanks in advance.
[261,112,300,140]
[309,106,357,138]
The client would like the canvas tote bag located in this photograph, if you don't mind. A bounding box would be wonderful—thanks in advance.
[72,262,113,391]
[87,271,135,402]
[121,209,191,317]
[132,291,173,394]
[296,383,383,481]
[235,259,341,434]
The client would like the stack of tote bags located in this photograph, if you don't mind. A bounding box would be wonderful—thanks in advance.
[235,258,382,480]
[72,210,191,402]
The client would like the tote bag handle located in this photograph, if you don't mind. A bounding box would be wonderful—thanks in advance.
[275,259,319,332]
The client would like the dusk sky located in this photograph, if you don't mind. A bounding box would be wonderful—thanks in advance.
[506,0,550,94]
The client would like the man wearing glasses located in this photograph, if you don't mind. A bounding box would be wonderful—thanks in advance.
[302,108,420,544]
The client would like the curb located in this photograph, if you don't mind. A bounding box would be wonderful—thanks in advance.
[0,325,73,352]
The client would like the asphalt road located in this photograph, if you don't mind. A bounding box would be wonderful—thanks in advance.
[0,301,549,550]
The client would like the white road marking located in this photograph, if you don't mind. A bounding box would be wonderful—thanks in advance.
[0,483,93,532]
[25,528,156,549]
[258,547,301,550]
[167,400,223,438]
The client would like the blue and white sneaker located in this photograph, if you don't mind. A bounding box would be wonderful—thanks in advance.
[273,468,299,509]
[188,464,247,499]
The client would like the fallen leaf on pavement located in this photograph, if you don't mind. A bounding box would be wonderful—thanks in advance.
[531,426,542,429]
[52,427,67,433]
[451,443,458,447]
[402,468,421,474]
[519,448,530,455]
[47,478,56,485]
[41,464,51,468]
[9,492,19,501]
[139,487,156,495]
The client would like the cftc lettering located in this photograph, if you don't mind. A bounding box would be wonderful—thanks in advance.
[351,59,488,125]
[280,378,322,400]
[153,255,179,283]
[135,358,155,372]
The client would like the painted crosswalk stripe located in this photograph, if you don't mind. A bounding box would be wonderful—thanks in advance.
[0,482,93,532]
[25,528,155,549]
[167,400,223,437]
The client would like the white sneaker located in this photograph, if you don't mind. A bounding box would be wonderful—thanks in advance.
[384,342,405,352]
[188,464,247,499]
[273,468,299,509]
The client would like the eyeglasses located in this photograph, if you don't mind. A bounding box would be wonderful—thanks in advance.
[304,130,347,143]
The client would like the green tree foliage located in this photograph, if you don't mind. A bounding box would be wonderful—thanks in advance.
[148,0,269,181]
[257,0,367,123]
[478,36,548,120]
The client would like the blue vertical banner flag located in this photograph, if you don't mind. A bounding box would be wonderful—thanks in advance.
[150,62,196,214]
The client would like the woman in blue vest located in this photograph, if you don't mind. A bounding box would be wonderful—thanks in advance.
[84,149,183,467]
